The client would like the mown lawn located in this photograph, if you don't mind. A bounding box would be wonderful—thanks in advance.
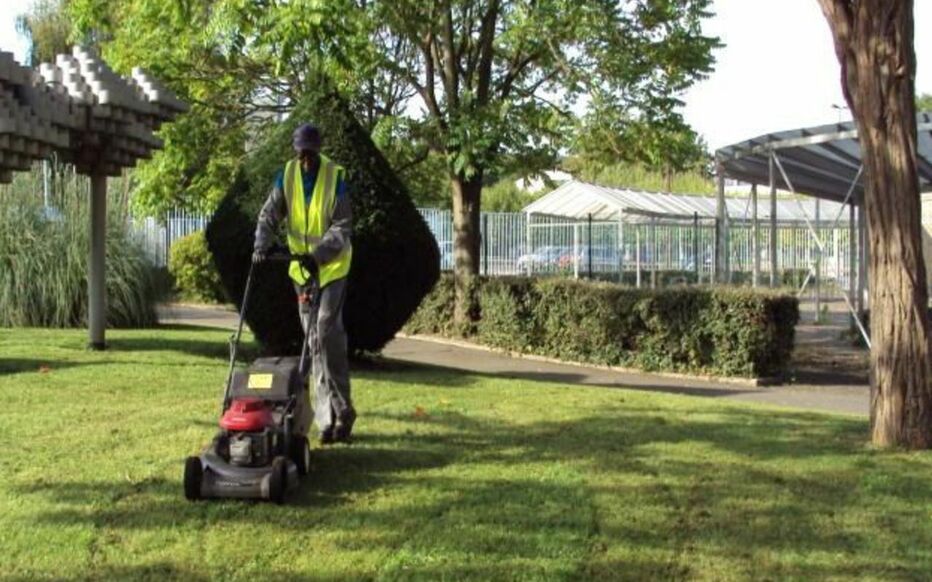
[0,327,930,581]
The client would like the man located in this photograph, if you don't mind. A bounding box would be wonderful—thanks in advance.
[252,123,355,444]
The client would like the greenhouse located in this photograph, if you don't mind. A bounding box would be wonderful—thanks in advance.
[522,180,853,290]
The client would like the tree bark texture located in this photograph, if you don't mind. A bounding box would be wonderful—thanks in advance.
[819,0,932,448]
[451,173,482,326]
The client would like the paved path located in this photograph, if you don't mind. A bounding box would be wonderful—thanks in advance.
[157,302,869,417]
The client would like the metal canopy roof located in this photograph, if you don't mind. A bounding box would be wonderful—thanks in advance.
[716,112,932,203]
[523,180,849,223]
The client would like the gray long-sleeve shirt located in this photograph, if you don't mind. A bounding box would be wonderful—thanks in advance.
[254,164,352,266]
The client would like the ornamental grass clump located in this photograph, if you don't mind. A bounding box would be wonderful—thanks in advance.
[0,170,159,328]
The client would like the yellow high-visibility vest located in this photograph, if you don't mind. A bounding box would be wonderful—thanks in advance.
[284,155,352,287]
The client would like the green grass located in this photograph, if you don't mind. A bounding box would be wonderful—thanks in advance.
[1,327,931,581]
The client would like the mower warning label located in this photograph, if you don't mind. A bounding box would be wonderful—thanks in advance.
[247,374,274,390]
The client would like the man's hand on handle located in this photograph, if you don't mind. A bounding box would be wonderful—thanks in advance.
[301,254,319,281]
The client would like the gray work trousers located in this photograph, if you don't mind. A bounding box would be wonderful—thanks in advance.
[296,277,354,434]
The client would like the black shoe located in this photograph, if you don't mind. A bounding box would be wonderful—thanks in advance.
[334,410,356,442]
[318,430,334,445]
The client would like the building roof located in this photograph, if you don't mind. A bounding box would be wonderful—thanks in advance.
[523,180,850,224]
[716,112,932,203]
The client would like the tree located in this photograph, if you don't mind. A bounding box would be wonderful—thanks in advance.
[15,0,71,66]
[66,1,716,327]
[818,0,932,448]
[369,0,718,323]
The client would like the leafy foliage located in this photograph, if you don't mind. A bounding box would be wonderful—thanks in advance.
[918,93,932,112]
[407,274,799,378]
[371,116,451,207]
[481,177,541,212]
[564,157,714,195]
[66,0,277,216]
[167,231,225,304]
[572,104,710,179]
[207,84,439,354]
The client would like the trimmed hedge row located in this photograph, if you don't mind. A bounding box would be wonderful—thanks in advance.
[406,275,799,378]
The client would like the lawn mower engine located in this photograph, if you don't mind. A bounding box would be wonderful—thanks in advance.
[221,398,276,467]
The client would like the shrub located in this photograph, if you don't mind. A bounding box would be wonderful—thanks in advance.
[407,274,799,378]
[168,231,225,303]
[404,274,455,337]
[477,277,541,350]
[0,178,159,328]
[207,83,439,354]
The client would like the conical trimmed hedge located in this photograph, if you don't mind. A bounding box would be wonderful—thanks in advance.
[206,88,440,355]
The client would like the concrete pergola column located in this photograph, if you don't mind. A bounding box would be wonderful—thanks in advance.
[88,174,107,349]
[0,47,186,349]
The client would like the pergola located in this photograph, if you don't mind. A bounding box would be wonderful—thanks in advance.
[0,47,186,348]
[714,111,932,346]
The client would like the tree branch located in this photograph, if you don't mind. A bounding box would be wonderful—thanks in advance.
[475,0,499,106]
[395,146,431,173]
[499,49,543,100]
[440,0,459,110]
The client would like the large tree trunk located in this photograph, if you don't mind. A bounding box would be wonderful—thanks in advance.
[451,172,482,327]
[819,0,932,448]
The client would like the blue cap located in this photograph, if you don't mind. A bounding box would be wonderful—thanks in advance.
[293,123,322,151]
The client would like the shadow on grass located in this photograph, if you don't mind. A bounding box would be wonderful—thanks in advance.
[0,358,85,376]
[356,357,761,397]
[106,331,259,362]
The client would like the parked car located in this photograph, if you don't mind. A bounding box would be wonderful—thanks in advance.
[556,245,619,270]
[517,246,567,271]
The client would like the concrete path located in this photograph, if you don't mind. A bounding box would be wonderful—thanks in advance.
[158,303,239,330]
[156,302,869,417]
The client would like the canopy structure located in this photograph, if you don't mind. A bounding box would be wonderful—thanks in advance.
[710,115,932,347]
[0,46,186,349]
[716,112,932,204]
[523,179,850,223]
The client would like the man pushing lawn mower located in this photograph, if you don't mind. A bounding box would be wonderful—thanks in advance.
[253,123,356,445]
[182,123,354,502]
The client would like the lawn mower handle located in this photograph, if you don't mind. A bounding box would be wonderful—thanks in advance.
[222,252,318,411]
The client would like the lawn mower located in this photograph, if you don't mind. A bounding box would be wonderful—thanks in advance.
[183,252,316,504]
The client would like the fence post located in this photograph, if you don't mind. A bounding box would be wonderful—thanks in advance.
[814,199,821,322]
[525,213,532,276]
[650,217,657,289]
[636,225,642,288]
[693,212,699,283]
[587,213,593,279]
[573,223,579,279]
[482,213,489,276]
[618,214,625,283]
[163,210,170,266]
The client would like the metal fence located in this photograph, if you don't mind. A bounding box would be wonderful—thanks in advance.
[129,209,210,267]
[133,207,855,297]
[421,208,855,293]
